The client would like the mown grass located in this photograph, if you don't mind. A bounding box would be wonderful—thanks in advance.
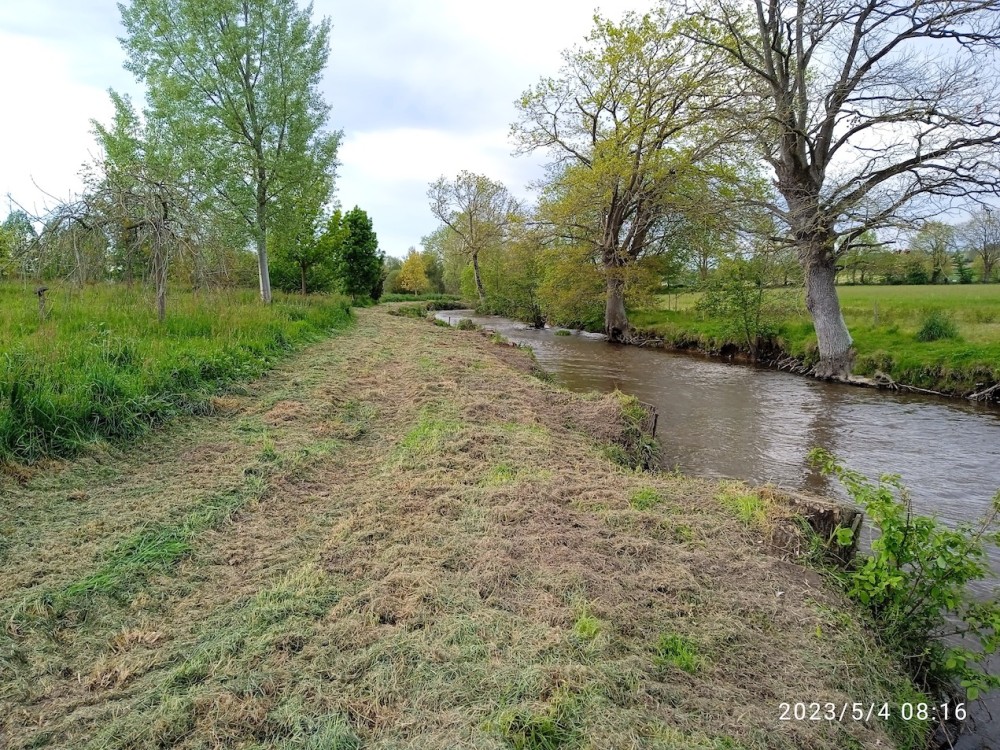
[632,284,1000,395]
[1,307,929,750]
[0,282,352,462]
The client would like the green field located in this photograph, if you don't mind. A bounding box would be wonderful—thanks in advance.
[0,282,352,463]
[632,285,1000,395]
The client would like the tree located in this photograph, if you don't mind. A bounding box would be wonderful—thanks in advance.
[686,0,1000,376]
[396,247,430,295]
[333,207,383,301]
[909,222,957,284]
[0,211,36,278]
[119,0,340,304]
[89,91,195,319]
[421,224,467,295]
[427,172,520,302]
[512,10,748,341]
[954,251,975,284]
[961,208,1000,282]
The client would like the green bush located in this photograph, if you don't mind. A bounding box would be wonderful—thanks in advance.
[915,309,959,341]
[810,449,1000,700]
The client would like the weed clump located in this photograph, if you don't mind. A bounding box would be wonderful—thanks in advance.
[653,633,704,674]
[629,487,661,510]
[915,309,959,341]
[716,485,770,529]
[491,691,583,750]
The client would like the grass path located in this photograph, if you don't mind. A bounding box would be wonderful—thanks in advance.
[1,308,920,749]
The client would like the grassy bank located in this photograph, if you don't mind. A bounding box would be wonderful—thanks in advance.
[1,306,927,749]
[0,282,352,463]
[632,285,1000,397]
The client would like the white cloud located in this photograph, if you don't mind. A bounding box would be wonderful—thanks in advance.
[0,31,116,213]
[336,126,548,256]
[0,0,657,252]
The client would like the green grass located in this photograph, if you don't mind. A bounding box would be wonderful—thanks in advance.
[716,485,770,529]
[633,285,1000,394]
[0,282,352,462]
[652,633,704,674]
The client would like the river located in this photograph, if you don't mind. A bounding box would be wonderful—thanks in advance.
[437,309,1000,747]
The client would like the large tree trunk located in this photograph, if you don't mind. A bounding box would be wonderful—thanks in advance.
[300,262,308,295]
[471,251,485,302]
[605,274,629,342]
[804,252,854,379]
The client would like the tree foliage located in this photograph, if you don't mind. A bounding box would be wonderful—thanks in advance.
[118,0,340,303]
[334,207,383,300]
[396,248,430,295]
[512,9,750,340]
[428,172,520,302]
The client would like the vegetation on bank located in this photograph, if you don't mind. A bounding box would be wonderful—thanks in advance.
[1,307,925,749]
[0,282,352,463]
[629,285,1000,397]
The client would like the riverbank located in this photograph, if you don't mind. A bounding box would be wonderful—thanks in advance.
[1,306,925,749]
[631,286,1000,401]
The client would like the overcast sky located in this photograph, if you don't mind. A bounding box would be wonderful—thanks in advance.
[0,0,657,257]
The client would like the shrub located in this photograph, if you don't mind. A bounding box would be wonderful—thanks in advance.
[915,309,959,342]
[810,449,1000,700]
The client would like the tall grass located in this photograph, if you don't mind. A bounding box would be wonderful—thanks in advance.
[0,282,352,462]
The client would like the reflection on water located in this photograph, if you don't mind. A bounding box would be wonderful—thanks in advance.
[439,310,1000,747]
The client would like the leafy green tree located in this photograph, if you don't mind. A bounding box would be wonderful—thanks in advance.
[910,222,956,284]
[422,224,467,295]
[0,211,36,278]
[954,251,975,284]
[119,0,340,304]
[697,254,795,358]
[332,207,382,301]
[513,10,749,341]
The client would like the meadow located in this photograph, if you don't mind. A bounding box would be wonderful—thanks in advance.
[633,284,1000,395]
[0,282,352,463]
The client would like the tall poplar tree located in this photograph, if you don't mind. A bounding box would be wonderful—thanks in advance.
[118,0,340,303]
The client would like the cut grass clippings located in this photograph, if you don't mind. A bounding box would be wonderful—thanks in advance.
[0,305,926,750]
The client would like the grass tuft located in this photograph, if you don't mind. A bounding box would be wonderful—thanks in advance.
[653,633,704,674]
[629,487,661,510]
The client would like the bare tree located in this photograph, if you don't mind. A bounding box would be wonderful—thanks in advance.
[427,171,520,302]
[686,0,1000,377]
[959,207,1000,282]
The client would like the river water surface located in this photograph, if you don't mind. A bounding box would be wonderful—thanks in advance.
[438,309,1000,746]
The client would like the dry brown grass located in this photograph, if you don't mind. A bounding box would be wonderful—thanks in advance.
[0,308,923,750]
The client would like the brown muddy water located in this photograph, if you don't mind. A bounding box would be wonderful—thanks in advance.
[438,310,1000,748]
